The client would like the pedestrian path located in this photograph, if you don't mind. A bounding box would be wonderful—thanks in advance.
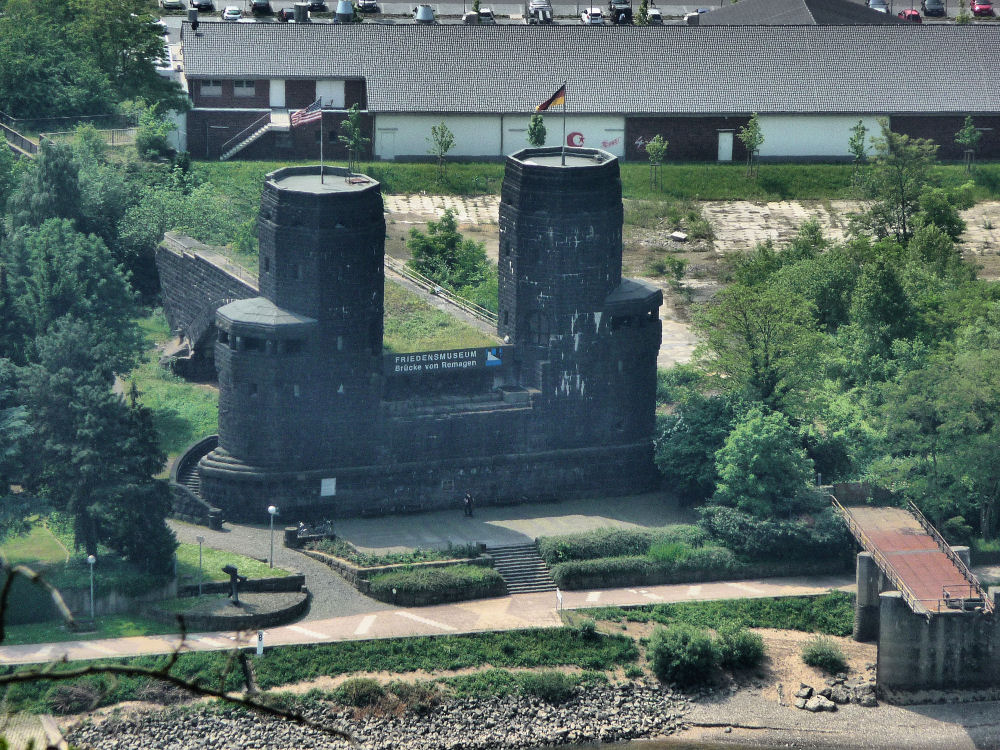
[0,573,853,667]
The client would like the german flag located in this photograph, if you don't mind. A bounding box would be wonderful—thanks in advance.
[535,84,566,112]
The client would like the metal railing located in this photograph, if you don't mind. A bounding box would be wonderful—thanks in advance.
[39,127,137,147]
[906,500,993,614]
[830,494,931,617]
[218,112,271,159]
[1,122,38,156]
[384,255,498,327]
[0,110,136,133]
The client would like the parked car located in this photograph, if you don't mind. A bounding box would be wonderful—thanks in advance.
[189,0,214,9]
[608,0,632,23]
[308,0,328,10]
[580,6,603,23]
[866,0,888,11]
[647,5,663,22]
[221,5,242,19]
[277,6,296,20]
[898,7,922,20]
[971,0,994,15]
[160,0,185,9]
[478,6,496,22]
[357,0,379,11]
[524,0,553,23]
[251,0,274,14]
[921,0,945,15]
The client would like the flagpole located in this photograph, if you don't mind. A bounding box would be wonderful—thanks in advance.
[320,102,325,184]
[561,80,567,166]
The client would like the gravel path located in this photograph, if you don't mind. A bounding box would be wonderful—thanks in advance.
[169,520,390,621]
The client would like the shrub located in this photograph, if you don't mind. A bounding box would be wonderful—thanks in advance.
[698,505,851,563]
[45,680,104,714]
[550,546,740,590]
[387,680,441,714]
[517,670,575,703]
[647,541,692,563]
[334,677,385,707]
[575,618,598,640]
[538,525,708,564]
[716,626,765,670]
[624,664,644,679]
[367,565,504,603]
[801,636,847,674]
[648,624,717,686]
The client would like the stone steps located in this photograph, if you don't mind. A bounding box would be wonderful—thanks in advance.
[487,543,556,594]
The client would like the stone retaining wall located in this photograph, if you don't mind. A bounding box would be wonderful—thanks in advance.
[177,574,305,598]
[144,591,309,631]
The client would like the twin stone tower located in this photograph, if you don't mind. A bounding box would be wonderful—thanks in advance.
[197,149,663,521]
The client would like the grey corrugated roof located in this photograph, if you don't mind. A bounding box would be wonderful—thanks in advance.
[181,23,1000,115]
[699,0,904,25]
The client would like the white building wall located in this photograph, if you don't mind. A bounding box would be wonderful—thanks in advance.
[374,114,627,160]
[316,80,345,109]
[757,115,881,158]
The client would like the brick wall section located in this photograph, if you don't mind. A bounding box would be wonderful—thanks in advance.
[286,79,317,109]
[155,234,257,340]
[190,78,269,109]
[187,109,374,160]
[625,116,751,161]
[890,115,1000,160]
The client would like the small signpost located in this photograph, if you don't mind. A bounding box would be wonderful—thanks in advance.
[256,630,264,656]
[556,587,563,611]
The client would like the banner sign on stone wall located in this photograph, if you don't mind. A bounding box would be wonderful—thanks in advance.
[385,346,510,376]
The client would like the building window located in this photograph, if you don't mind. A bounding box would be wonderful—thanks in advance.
[201,79,222,97]
[250,383,259,397]
[293,384,300,397]
[284,339,304,354]
[263,256,270,273]
[233,80,255,97]
[295,264,302,280]
[218,330,230,345]
[243,336,264,352]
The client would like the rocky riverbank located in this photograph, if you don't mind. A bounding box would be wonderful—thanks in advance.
[65,682,691,750]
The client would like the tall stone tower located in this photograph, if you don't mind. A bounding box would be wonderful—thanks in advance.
[200,166,385,511]
[498,148,661,449]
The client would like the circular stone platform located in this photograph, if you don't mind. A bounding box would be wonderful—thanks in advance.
[148,592,309,631]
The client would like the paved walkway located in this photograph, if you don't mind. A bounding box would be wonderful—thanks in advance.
[0,573,853,667]
[169,520,392,621]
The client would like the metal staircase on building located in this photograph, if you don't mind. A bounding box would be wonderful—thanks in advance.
[487,543,556,594]
[219,109,290,161]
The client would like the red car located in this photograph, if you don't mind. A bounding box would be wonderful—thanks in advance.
[897,8,922,21]
[971,0,994,15]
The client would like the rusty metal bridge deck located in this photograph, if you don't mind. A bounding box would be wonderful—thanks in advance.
[832,498,993,616]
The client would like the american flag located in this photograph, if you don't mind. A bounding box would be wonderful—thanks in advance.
[291,97,323,128]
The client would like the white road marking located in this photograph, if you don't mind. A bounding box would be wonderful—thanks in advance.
[640,590,663,600]
[192,637,231,649]
[288,625,328,640]
[688,585,702,598]
[586,591,601,603]
[729,582,766,595]
[394,611,457,632]
[354,614,377,635]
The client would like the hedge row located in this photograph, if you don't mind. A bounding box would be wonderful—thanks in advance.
[537,525,709,564]
[367,564,506,606]
[550,548,847,590]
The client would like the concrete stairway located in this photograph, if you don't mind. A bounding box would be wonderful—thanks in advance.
[176,458,202,498]
[487,543,556,594]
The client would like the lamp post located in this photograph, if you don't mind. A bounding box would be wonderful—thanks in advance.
[86,554,97,622]
[267,505,279,568]
[196,535,205,596]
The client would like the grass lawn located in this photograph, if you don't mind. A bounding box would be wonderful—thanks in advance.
[0,522,68,566]
[193,158,1000,206]
[128,310,219,462]
[1,616,180,647]
[383,281,497,353]
[174,543,290,584]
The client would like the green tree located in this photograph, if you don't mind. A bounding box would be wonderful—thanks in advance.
[427,122,455,178]
[854,119,938,244]
[955,116,981,173]
[645,134,668,190]
[692,282,822,411]
[635,0,649,24]
[848,119,868,167]
[527,113,546,148]
[338,103,370,173]
[8,141,83,231]
[736,113,764,178]
[956,0,971,23]
[407,209,496,308]
[712,405,815,517]
[654,393,737,502]
[18,319,176,567]
[0,133,21,216]
[121,98,176,160]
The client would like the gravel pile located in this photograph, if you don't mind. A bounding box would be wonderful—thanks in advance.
[67,682,690,750]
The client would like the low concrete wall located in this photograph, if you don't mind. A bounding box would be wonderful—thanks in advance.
[300,548,492,586]
[177,574,305,598]
[62,580,178,619]
[144,592,310,631]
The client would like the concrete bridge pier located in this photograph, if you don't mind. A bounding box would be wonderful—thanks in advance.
[854,551,880,642]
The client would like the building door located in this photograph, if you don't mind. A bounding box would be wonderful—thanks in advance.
[269,79,285,108]
[377,128,396,161]
[717,130,734,162]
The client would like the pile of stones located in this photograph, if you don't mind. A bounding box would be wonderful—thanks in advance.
[793,669,878,712]
[66,681,691,750]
